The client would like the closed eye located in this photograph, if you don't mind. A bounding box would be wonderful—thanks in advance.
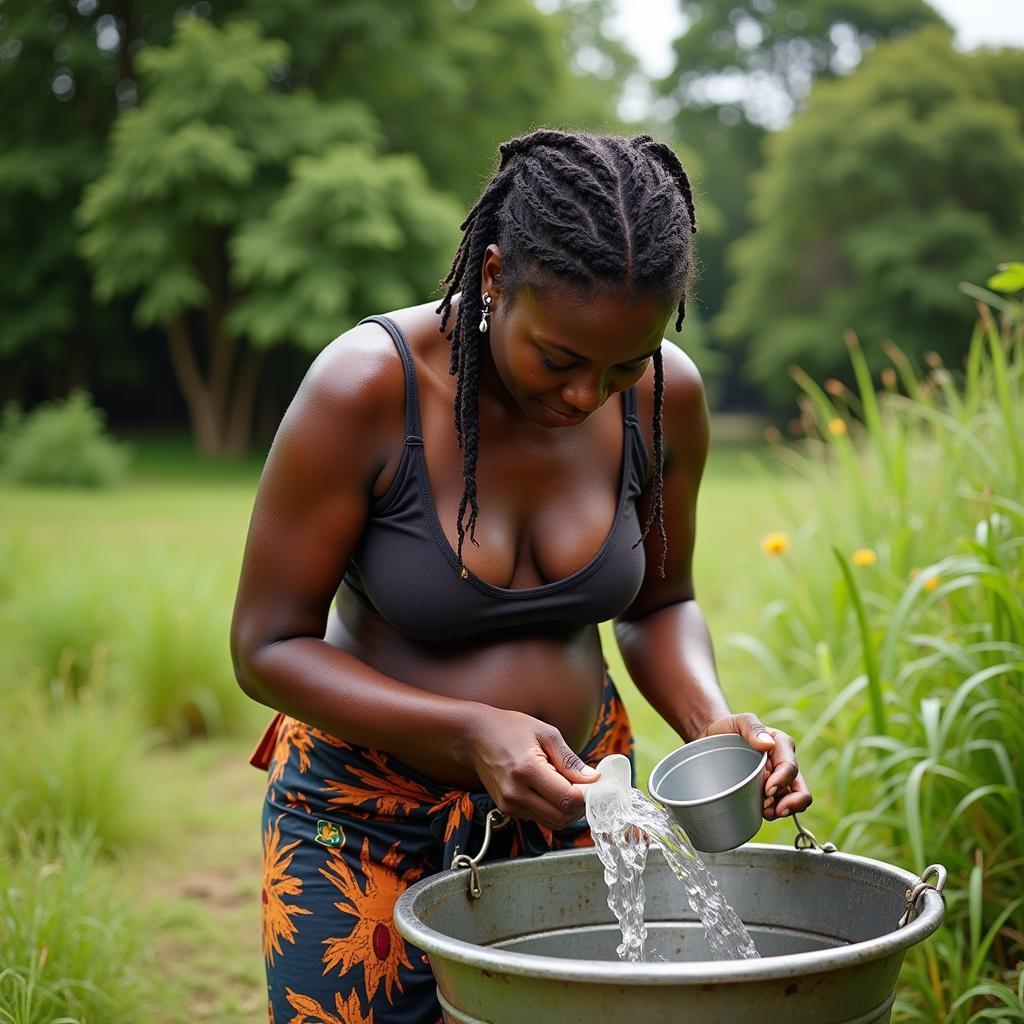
[618,359,649,373]
[539,351,574,372]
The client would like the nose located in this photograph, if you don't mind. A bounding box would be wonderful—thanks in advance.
[562,373,607,413]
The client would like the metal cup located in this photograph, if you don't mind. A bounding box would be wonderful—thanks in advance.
[648,734,767,853]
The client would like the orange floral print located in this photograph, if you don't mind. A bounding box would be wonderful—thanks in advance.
[263,815,314,964]
[587,692,632,764]
[268,719,316,786]
[269,720,350,785]
[285,986,373,1024]
[319,838,422,1004]
[322,751,475,841]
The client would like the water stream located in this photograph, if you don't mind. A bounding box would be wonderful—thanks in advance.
[585,754,760,963]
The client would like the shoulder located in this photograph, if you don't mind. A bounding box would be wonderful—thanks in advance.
[299,320,407,427]
[269,319,409,485]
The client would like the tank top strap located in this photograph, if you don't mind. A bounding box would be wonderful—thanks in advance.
[358,315,422,441]
[622,384,638,422]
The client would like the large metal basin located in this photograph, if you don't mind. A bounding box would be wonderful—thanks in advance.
[394,844,945,1024]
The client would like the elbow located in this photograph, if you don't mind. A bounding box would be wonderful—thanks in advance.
[230,617,270,705]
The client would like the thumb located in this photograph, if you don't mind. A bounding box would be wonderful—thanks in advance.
[705,713,776,751]
[538,730,600,782]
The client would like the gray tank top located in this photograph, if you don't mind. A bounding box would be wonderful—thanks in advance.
[337,315,651,642]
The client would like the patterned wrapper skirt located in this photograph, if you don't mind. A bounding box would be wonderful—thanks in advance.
[253,671,634,1024]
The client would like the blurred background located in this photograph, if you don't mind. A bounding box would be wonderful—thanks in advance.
[1,2,1022,1022]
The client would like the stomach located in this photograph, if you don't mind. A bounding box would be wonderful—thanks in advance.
[325,587,607,764]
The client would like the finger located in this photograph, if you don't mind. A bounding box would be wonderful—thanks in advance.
[536,729,601,783]
[528,779,588,828]
[774,776,813,818]
[765,758,800,798]
[705,712,777,752]
[763,731,800,795]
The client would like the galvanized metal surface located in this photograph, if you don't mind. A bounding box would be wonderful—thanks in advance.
[393,844,945,1024]
[648,735,767,852]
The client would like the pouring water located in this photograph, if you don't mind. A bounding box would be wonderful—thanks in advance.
[585,753,760,962]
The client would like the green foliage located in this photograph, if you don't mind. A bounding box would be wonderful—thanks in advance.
[666,0,942,126]
[78,15,462,455]
[78,18,378,329]
[0,826,156,1024]
[110,553,261,743]
[0,673,153,857]
[241,0,634,203]
[729,305,1024,1019]
[229,142,461,350]
[0,532,255,745]
[718,29,1024,407]
[0,392,129,488]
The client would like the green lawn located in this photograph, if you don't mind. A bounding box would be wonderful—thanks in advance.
[0,430,798,1021]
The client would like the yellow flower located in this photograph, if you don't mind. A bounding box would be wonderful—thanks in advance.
[852,548,877,567]
[922,575,939,592]
[761,532,790,556]
[827,418,847,436]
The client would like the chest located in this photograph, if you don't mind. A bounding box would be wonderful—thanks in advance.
[419,392,627,591]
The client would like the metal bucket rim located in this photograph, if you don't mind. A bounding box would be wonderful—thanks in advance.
[649,737,768,808]
[393,844,945,985]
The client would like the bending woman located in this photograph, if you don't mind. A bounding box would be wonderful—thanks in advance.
[230,128,812,1024]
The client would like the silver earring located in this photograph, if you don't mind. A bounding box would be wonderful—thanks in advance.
[478,292,492,334]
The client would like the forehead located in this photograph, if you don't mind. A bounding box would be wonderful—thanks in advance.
[516,282,672,362]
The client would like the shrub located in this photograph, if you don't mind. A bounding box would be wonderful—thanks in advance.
[0,672,155,856]
[110,553,259,742]
[0,825,157,1024]
[1,391,129,488]
[731,308,1023,1021]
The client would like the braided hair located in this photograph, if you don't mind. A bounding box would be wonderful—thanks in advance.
[436,130,698,579]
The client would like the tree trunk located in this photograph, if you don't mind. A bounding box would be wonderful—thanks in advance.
[224,344,266,458]
[166,316,222,458]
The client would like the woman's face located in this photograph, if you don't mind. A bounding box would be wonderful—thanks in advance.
[482,252,675,429]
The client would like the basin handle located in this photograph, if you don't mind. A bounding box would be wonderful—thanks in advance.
[792,814,838,853]
[450,808,510,901]
[898,864,947,927]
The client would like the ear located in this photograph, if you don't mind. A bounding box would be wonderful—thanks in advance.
[480,244,503,301]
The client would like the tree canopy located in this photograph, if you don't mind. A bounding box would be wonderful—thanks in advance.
[716,27,1024,405]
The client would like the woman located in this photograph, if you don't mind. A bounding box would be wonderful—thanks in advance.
[231,129,811,1024]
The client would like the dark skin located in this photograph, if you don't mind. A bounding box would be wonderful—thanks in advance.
[230,244,812,830]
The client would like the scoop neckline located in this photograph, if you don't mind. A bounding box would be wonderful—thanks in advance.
[413,392,634,600]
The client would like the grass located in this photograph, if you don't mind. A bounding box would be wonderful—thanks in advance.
[726,317,1024,1021]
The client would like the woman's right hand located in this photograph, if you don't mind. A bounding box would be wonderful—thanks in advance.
[461,706,601,830]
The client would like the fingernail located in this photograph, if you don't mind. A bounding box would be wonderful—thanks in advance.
[763,797,772,808]
[780,809,790,817]
[581,765,599,777]
[766,785,777,797]
[756,731,775,744]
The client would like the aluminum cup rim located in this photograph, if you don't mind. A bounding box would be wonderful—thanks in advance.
[648,736,767,809]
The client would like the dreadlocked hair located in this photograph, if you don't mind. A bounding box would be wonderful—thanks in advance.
[436,129,698,579]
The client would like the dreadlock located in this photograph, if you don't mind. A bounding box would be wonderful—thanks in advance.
[436,130,699,579]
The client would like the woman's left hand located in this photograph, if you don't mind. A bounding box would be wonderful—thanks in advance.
[697,713,812,821]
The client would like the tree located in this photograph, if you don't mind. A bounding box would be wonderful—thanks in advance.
[659,0,945,407]
[716,28,1024,405]
[78,17,460,457]
[0,1,191,403]
[240,0,637,204]
[665,0,942,129]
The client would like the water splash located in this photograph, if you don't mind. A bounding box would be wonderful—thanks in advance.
[586,754,759,963]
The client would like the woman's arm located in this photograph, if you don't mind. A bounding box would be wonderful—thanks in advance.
[614,342,812,820]
[230,323,596,829]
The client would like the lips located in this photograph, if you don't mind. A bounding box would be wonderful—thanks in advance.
[540,401,588,426]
